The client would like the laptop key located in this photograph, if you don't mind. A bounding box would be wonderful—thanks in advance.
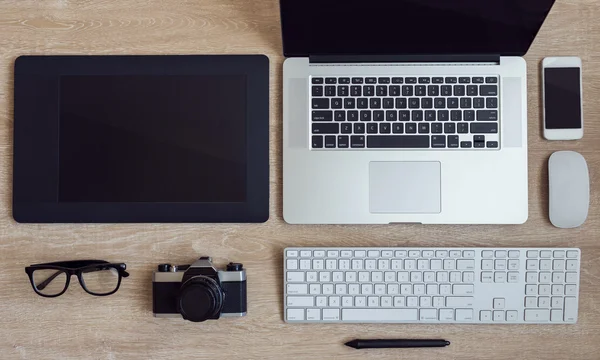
[415,85,426,96]
[341,123,352,134]
[390,86,401,96]
[460,98,471,109]
[480,85,498,96]
[418,123,429,133]
[451,110,462,121]
[409,98,420,108]
[453,85,465,96]
[348,110,359,121]
[383,98,394,109]
[367,124,378,133]
[312,86,323,96]
[467,85,478,96]
[351,135,365,148]
[338,135,349,148]
[335,111,346,121]
[434,98,446,108]
[412,110,423,121]
[459,77,470,83]
[325,86,336,96]
[374,110,384,121]
[351,86,362,96]
[474,141,485,148]
[399,110,410,121]
[425,110,436,121]
[428,85,439,96]
[360,110,372,121]
[312,110,333,121]
[471,123,498,133]
[339,77,350,84]
[380,123,391,133]
[422,98,433,109]
[477,110,498,121]
[312,98,329,109]
[352,78,363,84]
[473,77,484,83]
[392,77,404,84]
[367,135,430,148]
[338,86,349,96]
[396,98,407,109]
[354,123,365,133]
[441,85,452,96]
[487,141,499,148]
[378,77,390,84]
[473,97,485,108]
[370,98,381,109]
[406,77,417,84]
[312,135,323,148]
[438,110,449,121]
[312,123,339,134]
[376,86,387,96]
[366,77,377,84]
[432,123,443,133]
[406,123,417,133]
[402,85,413,96]
[444,123,456,134]
[448,135,459,148]
[464,110,475,121]
[418,77,430,84]
[458,123,469,133]
[486,98,498,108]
[331,98,343,109]
[431,135,446,148]
[474,135,485,142]
[461,141,472,148]
[445,77,457,84]
[364,86,375,96]
[432,77,444,83]
[485,77,498,83]
[448,98,459,108]
[392,123,404,133]
[386,110,397,121]
[357,98,368,109]
[312,78,324,84]
[344,98,356,109]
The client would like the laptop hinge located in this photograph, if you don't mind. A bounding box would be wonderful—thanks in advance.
[309,54,500,64]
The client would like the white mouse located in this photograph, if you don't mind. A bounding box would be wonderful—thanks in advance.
[549,151,590,228]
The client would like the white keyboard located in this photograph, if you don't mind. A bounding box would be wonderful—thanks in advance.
[284,247,581,324]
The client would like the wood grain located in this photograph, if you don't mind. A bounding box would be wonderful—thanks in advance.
[1,0,600,359]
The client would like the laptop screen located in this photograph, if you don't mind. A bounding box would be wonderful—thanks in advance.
[280,0,555,57]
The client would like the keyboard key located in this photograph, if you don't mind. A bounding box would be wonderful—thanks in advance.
[344,98,356,109]
[428,85,440,96]
[425,110,436,121]
[415,85,426,96]
[369,98,381,109]
[412,110,423,121]
[367,123,378,134]
[351,86,362,96]
[471,123,498,134]
[374,110,384,121]
[323,309,340,321]
[367,135,430,148]
[431,135,446,148]
[287,296,313,307]
[378,77,390,84]
[453,85,465,96]
[312,86,323,96]
[418,123,429,134]
[467,85,478,96]
[392,77,404,84]
[392,123,404,134]
[338,86,349,96]
[474,141,485,148]
[325,85,336,96]
[486,98,498,108]
[312,78,324,84]
[455,309,473,321]
[376,85,387,96]
[312,110,333,121]
[451,110,462,121]
[473,97,484,108]
[564,297,577,321]
[339,77,350,84]
[406,77,417,84]
[432,123,442,134]
[445,77,457,84]
[402,86,413,96]
[312,98,329,109]
[422,98,433,109]
[352,77,364,84]
[287,308,304,320]
[409,98,420,109]
[351,135,365,148]
[525,309,549,322]
[460,98,471,109]
[446,297,474,307]
[390,86,401,96]
[380,123,391,134]
[287,284,308,295]
[396,98,407,109]
[464,110,475,121]
[459,77,470,83]
[366,77,377,84]
[312,136,323,148]
[386,110,397,121]
[360,110,371,121]
[485,77,498,83]
[438,110,449,121]
[312,123,339,134]
[418,77,430,84]
[331,98,342,109]
[487,141,499,148]
[334,111,345,121]
[383,98,394,109]
[357,98,368,109]
[477,110,498,121]
[441,85,452,96]
[458,123,469,133]
[444,123,456,134]
[405,123,416,133]
[448,98,459,108]
[342,309,418,321]
[354,123,365,133]
[364,86,374,96]
[432,77,444,83]
[338,135,349,148]
[480,85,498,96]
[434,98,446,108]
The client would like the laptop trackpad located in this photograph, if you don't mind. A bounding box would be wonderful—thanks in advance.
[369,161,441,214]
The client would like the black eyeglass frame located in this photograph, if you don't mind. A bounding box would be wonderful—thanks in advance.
[25,260,129,297]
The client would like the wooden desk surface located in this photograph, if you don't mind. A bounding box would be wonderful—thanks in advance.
[1,0,599,359]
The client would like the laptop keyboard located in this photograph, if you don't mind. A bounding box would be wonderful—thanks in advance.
[310,76,500,150]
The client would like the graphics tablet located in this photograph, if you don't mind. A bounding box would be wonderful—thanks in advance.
[13,55,269,223]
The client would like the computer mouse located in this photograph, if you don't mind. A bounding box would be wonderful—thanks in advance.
[548,151,589,228]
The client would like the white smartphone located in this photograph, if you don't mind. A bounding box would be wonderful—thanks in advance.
[542,57,583,140]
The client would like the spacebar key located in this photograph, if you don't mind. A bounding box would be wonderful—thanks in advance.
[343,309,418,321]
[367,135,430,148]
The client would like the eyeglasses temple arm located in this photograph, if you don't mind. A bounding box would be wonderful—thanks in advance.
[35,271,64,291]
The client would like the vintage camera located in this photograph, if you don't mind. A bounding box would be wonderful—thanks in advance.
[152,257,247,322]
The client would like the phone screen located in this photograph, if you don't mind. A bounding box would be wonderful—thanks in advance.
[544,67,582,129]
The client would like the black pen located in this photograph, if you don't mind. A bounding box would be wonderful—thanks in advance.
[345,339,450,349]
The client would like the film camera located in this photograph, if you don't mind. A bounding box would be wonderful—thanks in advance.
[152,257,247,322]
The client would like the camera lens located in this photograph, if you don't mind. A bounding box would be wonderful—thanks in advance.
[178,276,224,322]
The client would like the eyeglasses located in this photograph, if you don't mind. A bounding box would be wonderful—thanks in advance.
[25,260,129,297]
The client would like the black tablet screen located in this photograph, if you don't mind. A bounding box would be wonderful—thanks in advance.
[58,75,247,203]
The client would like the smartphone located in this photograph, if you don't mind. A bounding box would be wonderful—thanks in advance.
[542,57,583,140]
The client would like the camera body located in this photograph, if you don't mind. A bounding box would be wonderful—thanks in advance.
[152,257,247,322]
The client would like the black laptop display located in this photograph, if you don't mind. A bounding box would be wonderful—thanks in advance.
[13,55,269,223]
[280,0,556,57]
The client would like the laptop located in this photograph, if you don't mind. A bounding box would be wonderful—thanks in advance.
[281,0,556,224]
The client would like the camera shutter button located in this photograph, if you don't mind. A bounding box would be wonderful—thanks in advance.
[157,264,172,272]
[227,263,243,271]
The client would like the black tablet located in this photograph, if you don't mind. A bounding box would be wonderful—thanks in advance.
[13,55,269,223]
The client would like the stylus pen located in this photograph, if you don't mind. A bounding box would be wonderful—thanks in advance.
[345,339,450,349]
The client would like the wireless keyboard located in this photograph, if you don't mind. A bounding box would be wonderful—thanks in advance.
[284,247,581,324]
